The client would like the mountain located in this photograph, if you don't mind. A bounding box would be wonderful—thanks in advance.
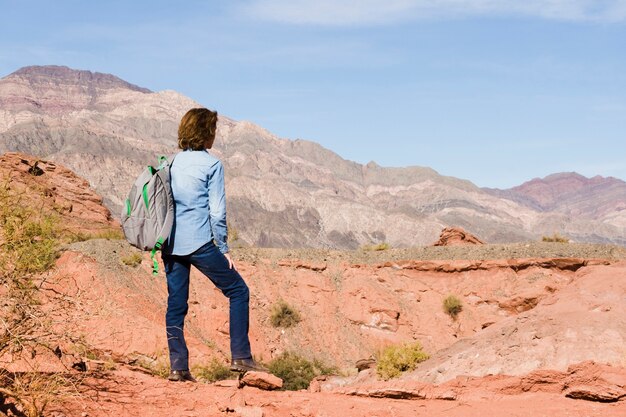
[485,172,626,217]
[484,173,626,238]
[1,65,624,247]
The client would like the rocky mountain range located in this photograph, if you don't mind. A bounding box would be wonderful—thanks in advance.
[1,65,624,248]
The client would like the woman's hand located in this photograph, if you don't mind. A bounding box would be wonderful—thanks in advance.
[224,252,235,270]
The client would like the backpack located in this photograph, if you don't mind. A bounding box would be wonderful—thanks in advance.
[121,154,177,275]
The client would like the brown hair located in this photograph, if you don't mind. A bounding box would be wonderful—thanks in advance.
[177,108,218,150]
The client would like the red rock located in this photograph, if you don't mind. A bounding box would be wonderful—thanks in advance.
[277,259,327,271]
[240,371,283,390]
[433,227,485,246]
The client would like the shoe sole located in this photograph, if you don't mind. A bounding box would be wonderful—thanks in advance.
[230,365,268,373]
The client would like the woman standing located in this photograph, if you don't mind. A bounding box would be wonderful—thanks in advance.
[162,108,265,382]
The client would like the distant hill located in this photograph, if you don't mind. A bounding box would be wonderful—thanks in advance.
[484,173,626,240]
[1,65,624,247]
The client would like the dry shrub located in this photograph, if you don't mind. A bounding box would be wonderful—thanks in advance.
[121,252,143,267]
[361,242,391,251]
[376,342,430,380]
[193,358,235,383]
[0,182,84,416]
[68,228,125,243]
[270,300,301,328]
[443,295,463,319]
[542,233,569,243]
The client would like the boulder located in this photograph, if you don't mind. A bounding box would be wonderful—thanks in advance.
[239,371,283,390]
[433,227,485,246]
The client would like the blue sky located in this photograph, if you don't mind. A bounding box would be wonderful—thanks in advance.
[1,0,625,188]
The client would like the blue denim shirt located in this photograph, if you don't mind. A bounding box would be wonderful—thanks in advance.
[163,150,229,255]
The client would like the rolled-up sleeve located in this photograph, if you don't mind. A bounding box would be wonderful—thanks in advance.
[208,161,229,254]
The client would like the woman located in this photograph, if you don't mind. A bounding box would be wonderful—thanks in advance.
[162,108,265,382]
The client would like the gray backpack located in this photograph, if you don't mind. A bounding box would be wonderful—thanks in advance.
[121,154,177,274]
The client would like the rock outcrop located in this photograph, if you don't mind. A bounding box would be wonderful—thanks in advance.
[0,152,117,234]
[432,227,485,246]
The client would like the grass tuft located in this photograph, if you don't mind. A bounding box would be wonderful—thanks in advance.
[270,300,301,328]
[121,252,143,267]
[193,358,235,383]
[361,242,391,251]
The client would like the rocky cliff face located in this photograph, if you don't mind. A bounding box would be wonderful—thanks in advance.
[1,65,624,247]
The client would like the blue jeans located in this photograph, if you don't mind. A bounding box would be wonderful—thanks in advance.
[162,242,251,371]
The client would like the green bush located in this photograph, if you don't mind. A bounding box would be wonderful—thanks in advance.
[193,358,235,383]
[443,295,463,319]
[270,300,301,328]
[268,352,336,391]
[376,342,430,380]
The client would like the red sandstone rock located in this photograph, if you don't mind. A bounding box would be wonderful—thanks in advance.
[433,227,485,246]
[0,152,118,235]
[240,371,283,390]
[277,259,327,271]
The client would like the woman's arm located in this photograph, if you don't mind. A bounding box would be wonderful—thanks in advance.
[208,160,230,255]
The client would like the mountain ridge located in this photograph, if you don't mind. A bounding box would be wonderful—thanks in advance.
[1,65,624,247]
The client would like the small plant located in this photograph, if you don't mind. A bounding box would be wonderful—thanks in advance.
[268,352,337,391]
[376,342,430,380]
[66,228,125,243]
[270,300,301,328]
[228,222,239,242]
[121,252,143,267]
[361,242,391,251]
[193,358,235,383]
[443,295,463,319]
[542,233,569,243]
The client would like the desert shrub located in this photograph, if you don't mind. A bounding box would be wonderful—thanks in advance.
[193,358,235,383]
[228,222,239,242]
[376,342,430,380]
[361,242,391,251]
[121,252,143,267]
[0,184,71,416]
[268,352,337,391]
[270,300,301,328]
[542,233,569,243]
[0,201,60,275]
[0,371,70,417]
[443,295,463,319]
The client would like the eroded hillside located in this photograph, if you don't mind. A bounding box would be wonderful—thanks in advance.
[1,153,625,417]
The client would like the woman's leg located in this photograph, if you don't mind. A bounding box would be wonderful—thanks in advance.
[190,242,252,360]
[163,253,192,371]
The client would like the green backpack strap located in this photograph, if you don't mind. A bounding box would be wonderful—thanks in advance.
[150,237,165,275]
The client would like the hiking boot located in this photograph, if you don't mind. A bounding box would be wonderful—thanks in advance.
[230,358,268,373]
[168,370,196,382]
